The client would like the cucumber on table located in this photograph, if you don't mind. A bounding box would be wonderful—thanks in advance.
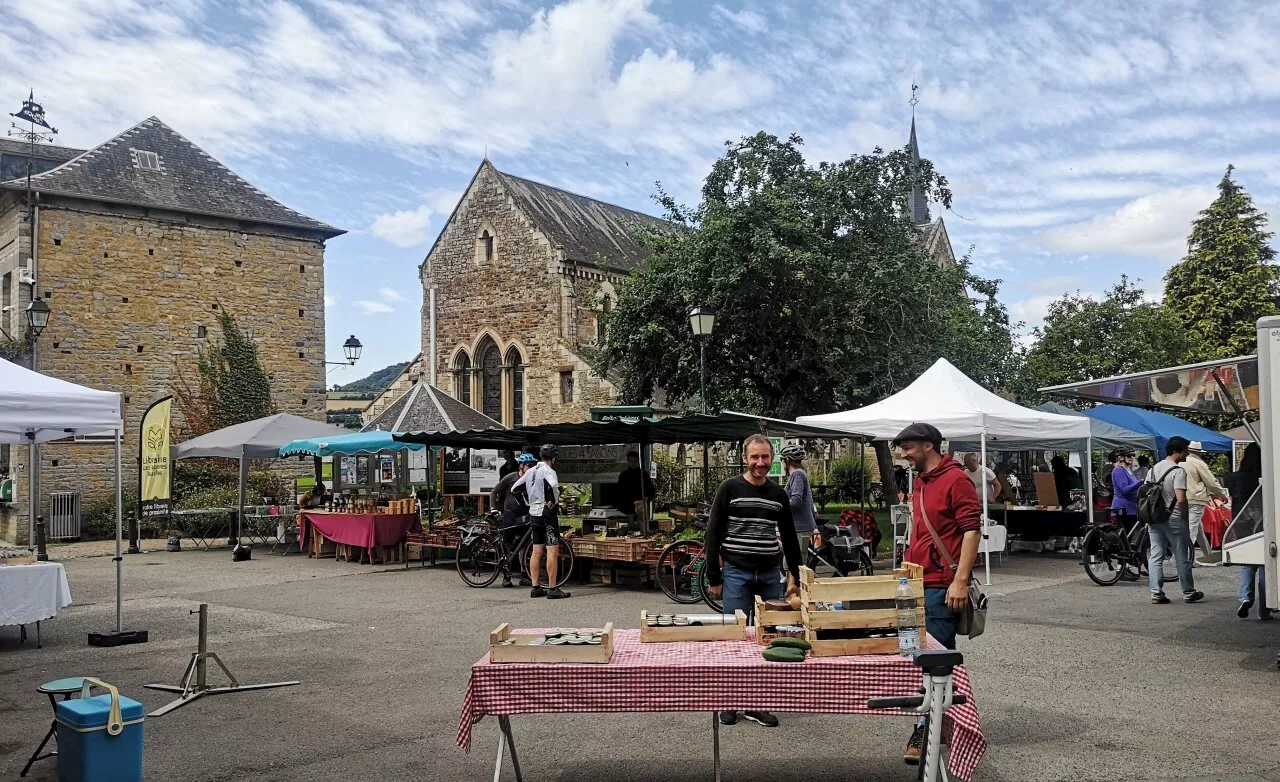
[762,646,806,662]
[768,637,812,651]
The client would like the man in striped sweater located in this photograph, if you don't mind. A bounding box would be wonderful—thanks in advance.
[706,434,803,728]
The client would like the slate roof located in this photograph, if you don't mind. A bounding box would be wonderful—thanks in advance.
[361,381,504,434]
[0,138,85,162]
[0,117,342,237]
[494,167,668,271]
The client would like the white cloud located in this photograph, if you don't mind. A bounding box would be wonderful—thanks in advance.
[370,205,435,248]
[711,4,768,35]
[1031,186,1215,262]
[354,300,394,315]
[379,287,405,301]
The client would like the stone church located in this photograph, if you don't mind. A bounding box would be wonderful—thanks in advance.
[0,117,341,544]
[365,120,953,429]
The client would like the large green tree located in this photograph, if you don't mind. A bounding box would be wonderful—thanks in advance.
[594,132,1018,420]
[1015,276,1203,405]
[1164,166,1279,357]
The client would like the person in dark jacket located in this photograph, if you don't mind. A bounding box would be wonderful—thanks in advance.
[1050,456,1083,508]
[1230,443,1269,619]
[491,453,536,588]
[895,423,982,765]
[615,451,655,526]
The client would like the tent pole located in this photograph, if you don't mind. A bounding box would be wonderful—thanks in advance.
[115,428,123,633]
[981,430,990,586]
[237,456,247,545]
[26,434,36,551]
[1084,435,1094,529]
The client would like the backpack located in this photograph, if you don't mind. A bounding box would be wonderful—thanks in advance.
[1137,465,1182,525]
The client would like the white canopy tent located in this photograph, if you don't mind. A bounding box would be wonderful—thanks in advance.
[0,357,126,632]
[799,358,1095,583]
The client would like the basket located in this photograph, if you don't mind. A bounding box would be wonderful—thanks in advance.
[595,538,651,562]
[571,538,601,559]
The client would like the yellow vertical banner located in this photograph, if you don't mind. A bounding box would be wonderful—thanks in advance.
[139,396,173,518]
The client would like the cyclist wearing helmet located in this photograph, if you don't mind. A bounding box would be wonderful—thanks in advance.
[514,443,570,599]
[491,453,537,588]
[781,443,818,556]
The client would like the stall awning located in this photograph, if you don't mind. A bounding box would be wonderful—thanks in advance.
[1040,355,1258,415]
[950,401,1157,452]
[172,413,349,460]
[1083,405,1233,454]
[280,431,426,458]
[0,357,123,444]
[394,410,861,448]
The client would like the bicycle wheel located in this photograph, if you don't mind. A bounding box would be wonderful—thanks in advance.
[696,554,723,613]
[1082,528,1123,586]
[1132,528,1175,585]
[518,537,575,589]
[456,533,502,588]
[849,547,874,577]
[806,547,844,580]
[657,540,705,604]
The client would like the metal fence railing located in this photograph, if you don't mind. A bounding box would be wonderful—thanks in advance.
[49,491,81,540]
[657,466,743,506]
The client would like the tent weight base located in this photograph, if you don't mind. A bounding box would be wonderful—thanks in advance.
[88,630,149,647]
[144,681,301,717]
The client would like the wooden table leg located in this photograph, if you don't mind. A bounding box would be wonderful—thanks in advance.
[497,715,522,782]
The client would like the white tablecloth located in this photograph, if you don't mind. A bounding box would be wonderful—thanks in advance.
[0,562,72,626]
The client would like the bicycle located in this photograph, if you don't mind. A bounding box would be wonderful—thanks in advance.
[655,534,723,613]
[867,650,970,782]
[1081,514,1175,586]
[456,513,576,589]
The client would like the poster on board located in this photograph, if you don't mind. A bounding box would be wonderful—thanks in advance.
[379,455,395,484]
[767,437,784,478]
[442,447,470,494]
[408,447,429,484]
[470,449,501,495]
[557,444,633,483]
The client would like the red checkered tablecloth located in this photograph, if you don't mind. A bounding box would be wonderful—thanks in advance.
[458,629,986,781]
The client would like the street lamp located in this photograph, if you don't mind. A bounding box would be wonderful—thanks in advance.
[326,335,362,367]
[25,298,50,338]
[688,306,715,413]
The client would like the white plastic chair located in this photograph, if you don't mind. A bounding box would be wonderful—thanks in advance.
[979,523,1008,566]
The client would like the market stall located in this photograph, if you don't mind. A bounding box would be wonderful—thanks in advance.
[1081,405,1232,454]
[798,358,1093,582]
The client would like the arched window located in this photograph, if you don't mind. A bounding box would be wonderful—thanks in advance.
[596,296,612,344]
[477,337,502,421]
[505,346,524,427]
[479,229,495,263]
[452,351,471,407]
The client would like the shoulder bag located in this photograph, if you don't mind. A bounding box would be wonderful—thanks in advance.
[917,485,988,640]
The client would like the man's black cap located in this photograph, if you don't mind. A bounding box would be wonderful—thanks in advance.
[892,422,943,449]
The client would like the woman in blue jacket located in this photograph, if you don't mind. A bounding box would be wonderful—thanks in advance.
[1110,449,1140,527]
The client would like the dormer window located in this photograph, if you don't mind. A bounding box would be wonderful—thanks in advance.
[131,149,162,172]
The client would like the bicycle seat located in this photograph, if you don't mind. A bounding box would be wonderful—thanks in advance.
[914,650,963,674]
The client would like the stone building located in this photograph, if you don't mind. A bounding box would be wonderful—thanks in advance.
[365,160,666,428]
[0,117,342,544]
[907,116,956,266]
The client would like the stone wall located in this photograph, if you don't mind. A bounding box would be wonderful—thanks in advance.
[0,198,329,544]
[421,164,621,426]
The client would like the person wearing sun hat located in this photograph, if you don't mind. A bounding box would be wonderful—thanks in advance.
[1182,440,1227,564]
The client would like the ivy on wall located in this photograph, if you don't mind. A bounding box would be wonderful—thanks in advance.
[174,309,275,437]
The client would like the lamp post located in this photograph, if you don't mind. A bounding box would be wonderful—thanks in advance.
[326,334,362,367]
[688,306,716,504]
[24,284,50,559]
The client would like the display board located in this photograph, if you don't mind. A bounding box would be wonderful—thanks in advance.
[442,447,470,494]
[470,449,501,495]
[557,444,633,484]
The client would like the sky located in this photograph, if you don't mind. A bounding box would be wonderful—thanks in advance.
[3,0,1280,380]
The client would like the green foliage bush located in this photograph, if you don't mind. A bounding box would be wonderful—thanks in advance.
[830,457,875,503]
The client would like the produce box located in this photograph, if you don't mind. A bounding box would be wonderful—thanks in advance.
[596,538,651,562]
[798,562,924,657]
[570,538,600,559]
[641,609,747,643]
[752,595,803,646]
[488,623,614,664]
[667,504,698,523]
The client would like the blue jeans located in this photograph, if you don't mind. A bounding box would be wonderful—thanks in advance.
[1239,565,1269,613]
[721,562,785,621]
[924,587,960,650]
[1148,515,1195,596]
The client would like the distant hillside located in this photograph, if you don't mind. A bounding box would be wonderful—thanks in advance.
[336,361,410,393]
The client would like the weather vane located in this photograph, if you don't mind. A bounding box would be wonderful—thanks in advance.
[909,81,919,114]
[9,89,58,143]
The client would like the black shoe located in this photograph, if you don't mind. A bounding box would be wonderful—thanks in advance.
[741,711,779,728]
[502,576,515,588]
[530,586,546,598]
[1184,591,1204,603]
[1239,599,1253,618]
[1119,570,1140,582]
[718,710,739,725]
[1151,593,1170,604]
[1260,609,1273,621]
[518,577,533,587]
[545,587,571,599]
[904,723,924,765]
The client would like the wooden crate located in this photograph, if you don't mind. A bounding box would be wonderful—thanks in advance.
[752,595,803,646]
[798,562,924,657]
[611,563,654,588]
[488,623,615,664]
[596,538,651,562]
[310,529,336,559]
[571,538,600,559]
[640,609,747,643]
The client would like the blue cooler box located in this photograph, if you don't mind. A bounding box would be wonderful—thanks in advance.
[55,693,144,782]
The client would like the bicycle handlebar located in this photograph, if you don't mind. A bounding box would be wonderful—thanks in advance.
[866,694,967,710]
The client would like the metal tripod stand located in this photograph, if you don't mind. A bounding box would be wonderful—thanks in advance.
[144,604,300,717]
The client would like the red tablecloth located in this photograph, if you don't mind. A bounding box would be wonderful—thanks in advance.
[1203,505,1230,548]
[300,512,420,551]
[458,629,985,781]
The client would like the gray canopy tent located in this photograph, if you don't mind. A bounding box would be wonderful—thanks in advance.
[171,413,349,544]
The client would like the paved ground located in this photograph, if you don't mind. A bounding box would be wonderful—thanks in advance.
[1,549,1277,781]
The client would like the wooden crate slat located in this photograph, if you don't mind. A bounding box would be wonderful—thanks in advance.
[489,622,615,664]
[801,605,925,631]
[640,610,747,643]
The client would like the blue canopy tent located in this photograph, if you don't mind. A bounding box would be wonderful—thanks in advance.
[1082,405,1232,454]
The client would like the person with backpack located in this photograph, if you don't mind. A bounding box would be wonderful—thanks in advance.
[1140,436,1203,604]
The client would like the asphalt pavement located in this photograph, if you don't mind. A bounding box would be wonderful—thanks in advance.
[1,548,1277,781]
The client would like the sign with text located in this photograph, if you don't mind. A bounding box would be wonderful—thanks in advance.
[442,447,471,495]
[139,396,173,519]
[557,444,634,484]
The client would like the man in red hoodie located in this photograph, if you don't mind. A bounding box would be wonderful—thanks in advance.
[893,422,982,764]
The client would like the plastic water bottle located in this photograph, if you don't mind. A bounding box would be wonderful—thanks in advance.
[896,577,920,658]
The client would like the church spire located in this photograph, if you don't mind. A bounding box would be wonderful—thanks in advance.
[906,82,930,225]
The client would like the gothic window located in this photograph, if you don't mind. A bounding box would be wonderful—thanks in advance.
[452,351,471,407]
[596,296,612,344]
[478,337,502,421]
[560,370,575,404]
[479,229,495,263]
[505,346,524,427]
